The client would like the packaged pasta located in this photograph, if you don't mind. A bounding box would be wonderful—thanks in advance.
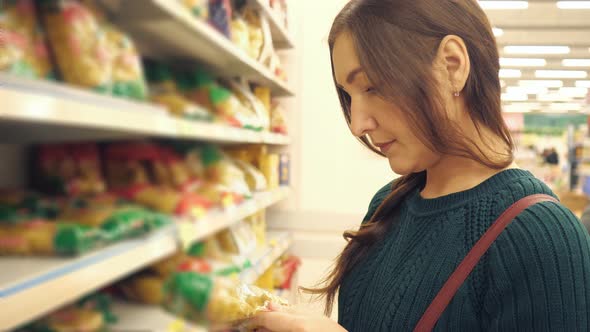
[0,0,54,78]
[0,219,105,255]
[242,7,264,60]
[40,0,113,92]
[182,0,208,19]
[175,68,217,115]
[120,273,166,305]
[0,190,61,222]
[163,272,288,328]
[270,100,288,134]
[146,61,213,121]
[201,145,251,200]
[231,15,250,54]
[36,143,106,196]
[208,0,232,38]
[58,196,118,227]
[209,86,245,127]
[227,79,268,131]
[99,207,152,241]
[20,292,116,332]
[233,159,267,192]
[103,24,148,100]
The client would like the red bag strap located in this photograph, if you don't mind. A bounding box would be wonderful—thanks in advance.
[414,194,559,332]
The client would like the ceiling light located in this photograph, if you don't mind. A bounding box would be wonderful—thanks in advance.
[500,69,522,78]
[557,1,590,9]
[504,46,570,55]
[502,92,528,101]
[492,27,504,37]
[535,70,588,78]
[506,86,548,95]
[500,58,547,67]
[576,81,590,88]
[478,1,529,10]
[559,87,589,97]
[519,80,564,88]
[562,59,590,67]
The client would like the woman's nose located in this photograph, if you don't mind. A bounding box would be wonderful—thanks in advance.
[350,99,378,137]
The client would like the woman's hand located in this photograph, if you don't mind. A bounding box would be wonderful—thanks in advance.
[248,303,347,332]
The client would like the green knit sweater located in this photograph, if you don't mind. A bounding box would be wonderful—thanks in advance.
[338,169,590,331]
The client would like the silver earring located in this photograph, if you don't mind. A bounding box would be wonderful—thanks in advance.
[454,91,460,97]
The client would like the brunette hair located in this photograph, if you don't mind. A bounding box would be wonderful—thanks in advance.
[304,0,515,315]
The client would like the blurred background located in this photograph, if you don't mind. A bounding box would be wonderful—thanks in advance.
[0,0,589,330]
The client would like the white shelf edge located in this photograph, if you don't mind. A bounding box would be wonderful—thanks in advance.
[251,0,294,49]
[0,226,179,331]
[177,187,291,248]
[109,232,292,332]
[0,74,290,145]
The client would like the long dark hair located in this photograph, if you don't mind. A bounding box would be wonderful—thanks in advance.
[304,0,515,316]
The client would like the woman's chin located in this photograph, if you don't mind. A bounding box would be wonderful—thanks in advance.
[388,159,414,176]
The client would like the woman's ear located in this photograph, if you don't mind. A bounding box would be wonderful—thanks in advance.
[435,35,471,95]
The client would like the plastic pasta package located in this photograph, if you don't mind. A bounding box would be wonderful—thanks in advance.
[231,15,250,54]
[99,207,159,242]
[182,0,208,19]
[120,273,166,305]
[0,190,61,222]
[209,85,246,127]
[163,272,288,328]
[103,24,148,100]
[233,159,267,192]
[26,307,104,332]
[40,0,113,92]
[176,68,217,113]
[242,7,264,60]
[0,219,105,255]
[146,61,214,121]
[115,184,204,216]
[227,79,269,131]
[270,100,288,134]
[208,0,232,38]
[58,196,118,227]
[36,143,106,196]
[201,145,252,200]
[119,250,212,305]
[19,292,116,332]
[0,0,54,78]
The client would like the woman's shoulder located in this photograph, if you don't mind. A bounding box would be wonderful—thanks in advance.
[362,180,395,223]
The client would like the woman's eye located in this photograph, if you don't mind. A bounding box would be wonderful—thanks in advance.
[365,87,376,94]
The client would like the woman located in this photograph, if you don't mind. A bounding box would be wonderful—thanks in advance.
[252,0,590,331]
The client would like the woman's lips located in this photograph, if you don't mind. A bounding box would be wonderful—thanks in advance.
[374,140,396,154]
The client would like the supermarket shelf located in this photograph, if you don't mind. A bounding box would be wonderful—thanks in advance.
[0,226,178,331]
[177,187,291,248]
[0,74,290,145]
[110,301,206,332]
[250,0,294,49]
[101,0,294,97]
[240,231,293,284]
[109,232,292,332]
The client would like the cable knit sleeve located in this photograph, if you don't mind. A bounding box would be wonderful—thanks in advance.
[482,201,590,331]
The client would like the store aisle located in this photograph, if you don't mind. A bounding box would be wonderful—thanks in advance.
[296,258,339,321]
